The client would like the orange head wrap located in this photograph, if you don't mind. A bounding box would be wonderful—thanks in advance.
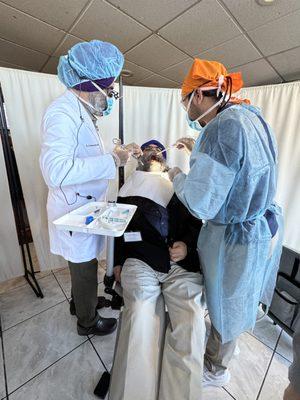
[181,59,250,104]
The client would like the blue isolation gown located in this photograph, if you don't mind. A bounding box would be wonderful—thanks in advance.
[174,103,283,343]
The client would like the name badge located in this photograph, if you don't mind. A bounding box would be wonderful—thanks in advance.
[124,232,142,242]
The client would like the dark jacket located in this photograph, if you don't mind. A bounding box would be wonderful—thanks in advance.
[114,194,202,274]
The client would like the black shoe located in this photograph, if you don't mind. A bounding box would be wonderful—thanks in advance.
[77,317,117,336]
[70,298,76,316]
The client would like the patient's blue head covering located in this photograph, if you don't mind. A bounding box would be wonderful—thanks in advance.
[141,140,167,160]
[57,40,124,88]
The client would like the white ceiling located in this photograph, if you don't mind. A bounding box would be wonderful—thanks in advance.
[0,0,299,88]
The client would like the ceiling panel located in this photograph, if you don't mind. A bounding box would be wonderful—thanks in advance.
[0,38,49,70]
[126,35,188,73]
[0,3,65,54]
[70,0,151,53]
[0,0,298,88]
[0,0,89,30]
[222,0,300,32]
[0,60,32,71]
[54,34,84,57]
[122,60,153,85]
[136,73,179,88]
[41,56,59,74]
[198,35,262,69]
[231,59,282,87]
[159,0,241,56]
[160,57,193,83]
[107,0,198,30]
[248,10,300,56]
[268,46,300,82]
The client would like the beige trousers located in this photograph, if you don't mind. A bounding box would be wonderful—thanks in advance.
[109,258,206,400]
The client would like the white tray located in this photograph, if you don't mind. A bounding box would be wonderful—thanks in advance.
[53,202,137,237]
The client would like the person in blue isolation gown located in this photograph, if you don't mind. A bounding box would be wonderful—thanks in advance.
[168,58,284,387]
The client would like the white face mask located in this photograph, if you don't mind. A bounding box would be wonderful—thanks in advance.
[186,90,225,131]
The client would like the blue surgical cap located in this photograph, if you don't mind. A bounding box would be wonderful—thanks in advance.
[141,140,167,160]
[57,40,124,88]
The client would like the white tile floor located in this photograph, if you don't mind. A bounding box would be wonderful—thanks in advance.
[0,265,292,400]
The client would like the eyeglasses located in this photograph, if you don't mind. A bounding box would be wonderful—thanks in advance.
[143,145,164,153]
[92,82,120,100]
[180,92,194,111]
[106,88,120,100]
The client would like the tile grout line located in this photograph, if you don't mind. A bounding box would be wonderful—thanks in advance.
[2,299,67,333]
[247,327,282,353]
[64,0,94,33]
[273,349,293,364]
[135,72,181,86]
[255,330,283,400]
[51,271,70,302]
[105,0,201,35]
[222,386,236,399]
[39,0,94,71]
[0,271,52,297]
[248,323,292,363]
[273,328,293,363]
[6,339,89,397]
[228,48,297,72]
[1,0,299,84]
[217,0,285,82]
[0,316,9,399]
[88,337,109,373]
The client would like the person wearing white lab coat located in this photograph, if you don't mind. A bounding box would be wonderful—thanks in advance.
[40,40,140,336]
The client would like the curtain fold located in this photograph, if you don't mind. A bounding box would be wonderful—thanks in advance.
[0,68,67,272]
[240,82,300,252]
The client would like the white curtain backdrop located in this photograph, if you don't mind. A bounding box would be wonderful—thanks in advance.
[0,68,67,272]
[0,67,299,279]
[123,84,300,253]
[123,86,196,174]
[239,82,300,253]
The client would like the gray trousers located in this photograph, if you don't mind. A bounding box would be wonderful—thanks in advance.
[68,258,99,328]
[109,258,206,400]
[289,315,300,394]
[205,324,237,373]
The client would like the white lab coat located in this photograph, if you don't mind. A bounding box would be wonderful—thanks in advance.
[40,90,116,263]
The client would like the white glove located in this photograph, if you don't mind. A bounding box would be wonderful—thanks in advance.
[168,167,182,182]
[175,137,195,155]
[112,147,130,167]
[125,142,142,157]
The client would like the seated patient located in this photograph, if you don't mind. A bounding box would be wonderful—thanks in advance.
[109,140,206,400]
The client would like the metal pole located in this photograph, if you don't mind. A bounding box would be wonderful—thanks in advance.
[106,236,115,278]
[0,85,43,298]
[118,74,125,189]
[103,75,125,290]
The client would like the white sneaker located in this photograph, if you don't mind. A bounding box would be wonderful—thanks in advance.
[203,366,231,388]
[234,344,240,356]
